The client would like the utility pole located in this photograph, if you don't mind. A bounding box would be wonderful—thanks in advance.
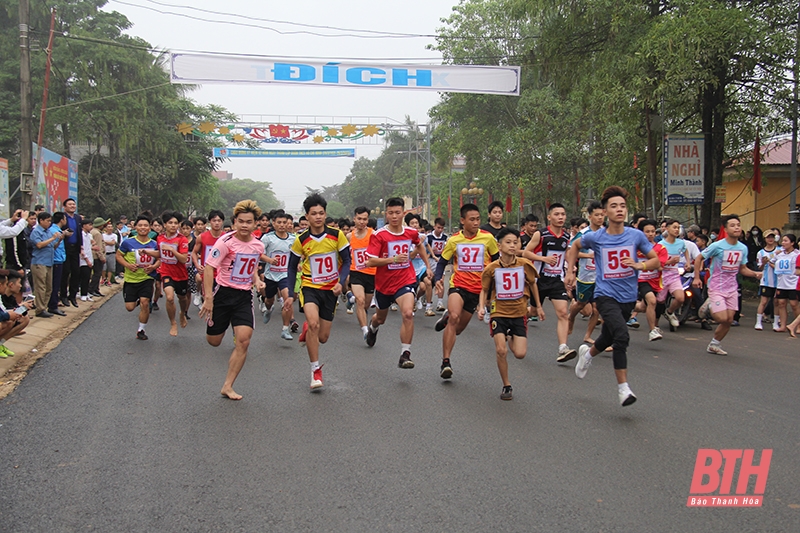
[34,7,57,212]
[19,0,33,210]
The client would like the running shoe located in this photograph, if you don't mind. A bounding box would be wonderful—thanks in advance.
[440,358,453,379]
[136,330,148,341]
[619,387,637,407]
[290,319,299,333]
[424,308,436,317]
[310,365,323,390]
[648,328,663,341]
[0,345,15,357]
[698,298,712,320]
[556,345,577,363]
[436,302,445,312]
[193,293,203,307]
[259,298,267,314]
[434,310,449,332]
[416,299,423,311]
[706,342,728,355]
[0,348,8,359]
[263,305,273,324]
[754,322,763,331]
[664,311,680,328]
[731,320,740,327]
[529,315,538,322]
[398,351,415,369]
[626,317,640,328]
[152,302,160,311]
[701,320,713,330]
[346,292,355,314]
[575,344,592,379]
[390,303,398,311]
[298,321,309,347]
[281,329,293,341]
[365,326,378,347]
[500,385,513,401]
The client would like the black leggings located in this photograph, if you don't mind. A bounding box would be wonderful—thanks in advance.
[593,296,636,370]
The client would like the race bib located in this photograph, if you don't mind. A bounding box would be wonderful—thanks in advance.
[721,250,742,272]
[388,240,411,270]
[160,242,177,264]
[543,250,565,276]
[664,255,680,270]
[231,253,259,284]
[585,254,596,271]
[135,249,154,267]
[494,267,525,300]
[774,256,794,275]
[456,243,485,272]
[310,251,338,284]
[271,251,289,273]
[601,246,634,279]
[353,247,369,271]
[431,240,445,255]
[203,245,214,266]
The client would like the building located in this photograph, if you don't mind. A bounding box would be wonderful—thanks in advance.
[212,170,233,181]
[721,138,798,231]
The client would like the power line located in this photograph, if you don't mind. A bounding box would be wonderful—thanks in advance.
[46,82,171,110]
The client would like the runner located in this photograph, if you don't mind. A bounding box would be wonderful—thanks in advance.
[405,213,435,316]
[631,219,669,341]
[426,218,448,311]
[481,200,505,239]
[693,215,762,355]
[199,200,265,400]
[478,227,544,400]
[116,215,160,340]
[284,194,351,390]
[348,206,377,340]
[656,219,691,329]
[364,198,432,368]
[754,229,779,330]
[565,186,660,406]
[523,203,577,363]
[433,203,499,380]
[156,210,190,337]
[567,201,603,345]
[770,234,799,334]
[191,210,224,307]
[260,210,297,340]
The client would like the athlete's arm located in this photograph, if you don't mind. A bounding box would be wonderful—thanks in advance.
[286,253,301,299]
[415,241,433,279]
[522,232,555,265]
[738,263,762,279]
[338,246,351,287]
[199,264,215,318]
[172,246,188,264]
[115,249,135,271]
[622,249,659,272]
[191,238,203,270]
[433,256,449,283]
[563,238,580,291]
[692,254,706,287]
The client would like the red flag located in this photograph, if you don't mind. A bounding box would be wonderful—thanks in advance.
[752,133,762,194]
[519,187,524,211]
[718,225,727,240]
[437,195,442,218]
[506,183,512,213]
[459,192,463,208]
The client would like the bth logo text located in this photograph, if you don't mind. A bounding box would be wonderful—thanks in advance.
[687,449,772,507]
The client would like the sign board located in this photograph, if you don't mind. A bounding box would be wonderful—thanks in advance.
[0,158,9,218]
[32,143,79,212]
[663,135,704,205]
[171,53,521,96]
[715,185,726,204]
[213,148,355,158]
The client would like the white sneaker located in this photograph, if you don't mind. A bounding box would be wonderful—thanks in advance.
[754,323,763,331]
[707,342,728,356]
[619,387,637,407]
[436,302,445,312]
[698,298,712,320]
[193,293,203,307]
[259,299,267,314]
[556,345,577,363]
[416,299,423,311]
[665,310,680,328]
[575,345,592,379]
[390,303,398,311]
[310,365,323,390]
[648,328,663,341]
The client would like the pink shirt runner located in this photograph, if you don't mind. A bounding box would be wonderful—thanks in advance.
[205,232,265,290]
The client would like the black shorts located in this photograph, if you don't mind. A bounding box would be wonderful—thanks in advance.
[537,276,569,301]
[350,271,375,294]
[449,287,480,314]
[162,277,188,296]
[638,281,655,300]
[264,278,289,299]
[123,279,154,303]
[490,316,527,338]
[758,286,775,298]
[375,284,416,310]
[207,285,255,336]
[301,287,337,322]
[775,288,798,300]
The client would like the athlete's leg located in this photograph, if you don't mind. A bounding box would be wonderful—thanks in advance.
[317,318,333,344]
[567,300,586,335]
[666,288,685,314]
[303,303,322,363]
[279,287,292,326]
[494,333,510,386]
[178,292,189,328]
[220,324,253,400]
[138,296,150,325]
[396,291,415,344]
[164,285,178,336]
[552,299,570,345]
[443,292,469,359]
[644,292,658,330]
[584,303,600,342]
[351,284,369,328]
[712,309,737,341]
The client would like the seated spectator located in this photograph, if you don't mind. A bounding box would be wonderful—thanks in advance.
[0,270,32,358]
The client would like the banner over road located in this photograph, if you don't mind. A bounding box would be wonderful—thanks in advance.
[213,148,355,158]
[171,53,521,96]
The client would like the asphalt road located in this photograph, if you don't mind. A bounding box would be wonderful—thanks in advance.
[1,294,798,532]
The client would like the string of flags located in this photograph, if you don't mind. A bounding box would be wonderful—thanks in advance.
[176,122,386,144]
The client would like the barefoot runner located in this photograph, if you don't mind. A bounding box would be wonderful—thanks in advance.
[157,210,190,337]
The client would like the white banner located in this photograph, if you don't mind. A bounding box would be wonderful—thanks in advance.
[170,53,521,96]
[663,134,705,205]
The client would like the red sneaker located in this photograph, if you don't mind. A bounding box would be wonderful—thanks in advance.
[310,364,324,390]
[298,321,309,346]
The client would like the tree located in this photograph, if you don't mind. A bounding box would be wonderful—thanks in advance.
[217,178,282,218]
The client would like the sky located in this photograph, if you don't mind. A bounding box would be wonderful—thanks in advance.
[103,0,459,211]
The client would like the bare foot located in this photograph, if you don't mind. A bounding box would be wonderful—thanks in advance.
[583,338,594,345]
[221,388,242,400]
[180,315,187,328]
[788,327,797,338]
[170,323,178,336]
[773,328,786,333]
[604,346,613,352]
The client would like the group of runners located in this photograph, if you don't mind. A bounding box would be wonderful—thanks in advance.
[113,185,800,404]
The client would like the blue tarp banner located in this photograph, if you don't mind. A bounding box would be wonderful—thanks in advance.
[214,148,355,158]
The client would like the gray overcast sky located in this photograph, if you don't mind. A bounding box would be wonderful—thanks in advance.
[104,0,458,211]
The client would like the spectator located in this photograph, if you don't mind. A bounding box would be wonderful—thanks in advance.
[745,225,764,269]
[89,217,109,297]
[29,211,64,318]
[118,215,130,238]
[79,219,94,302]
[0,270,31,358]
[50,212,67,313]
[60,198,82,308]
[102,221,119,286]
[4,212,31,299]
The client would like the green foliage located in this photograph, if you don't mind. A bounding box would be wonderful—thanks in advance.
[217,178,282,219]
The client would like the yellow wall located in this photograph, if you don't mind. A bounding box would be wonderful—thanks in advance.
[721,177,791,230]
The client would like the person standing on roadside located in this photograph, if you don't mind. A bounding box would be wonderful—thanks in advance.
[29,212,63,318]
[48,212,68,315]
[89,217,109,297]
[59,198,82,307]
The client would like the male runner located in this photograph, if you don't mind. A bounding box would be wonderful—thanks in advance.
[694,215,762,355]
[116,215,160,340]
[433,203,499,379]
[567,201,603,345]
[260,210,297,340]
[191,210,224,307]
[365,198,432,368]
[405,213,435,316]
[199,200,265,400]
[481,200,505,239]
[157,210,190,336]
[657,219,691,329]
[519,214,539,251]
[284,194,351,390]
[426,217,449,312]
[632,219,669,341]
[348,206,377,340]
[565,186,660,406]
[523,203,577,362]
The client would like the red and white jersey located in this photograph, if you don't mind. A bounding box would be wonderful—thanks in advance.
[198,230,222,267]
[206,232,265,290]
[366,226,421,295]
[157,233,189,281]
